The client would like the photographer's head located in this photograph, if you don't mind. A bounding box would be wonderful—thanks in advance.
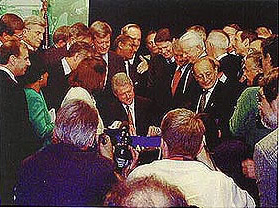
[258,67,279,130]
[53,100,99,150]
[104,176,188,207]
[160,108,205,159]
[111,72,135,105]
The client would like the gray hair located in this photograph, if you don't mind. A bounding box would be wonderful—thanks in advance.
[24,15,46,28]
[180,30,205,50]
[53,100,99,149]
[207,30,229,50]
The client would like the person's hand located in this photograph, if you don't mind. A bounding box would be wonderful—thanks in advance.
[122,145,139,178]
[99,134,114,161]
[129,125,137,136]
[137,55,149,74]
[242,158,256,179]
[147,126,161,136]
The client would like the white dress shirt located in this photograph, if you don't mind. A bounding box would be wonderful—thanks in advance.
[196,80,218,113]
[102,53,109,86]
[61,57,72,75]
[0,65,17,83]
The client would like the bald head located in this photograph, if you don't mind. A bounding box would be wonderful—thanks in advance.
[206,30,229,57]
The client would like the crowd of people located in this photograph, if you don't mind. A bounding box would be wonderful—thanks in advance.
[0,11,278,207]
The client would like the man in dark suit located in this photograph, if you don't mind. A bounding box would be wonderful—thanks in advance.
[43,41,94,111]
[171,38,201,110]
[105,72,157,136]
[42,25,70,66]
[147,28,177,119]
[90,21,125,95]
[120,23,148,97]
[0,41,38,205]
[206,30,244,91]
[193,56,239,139]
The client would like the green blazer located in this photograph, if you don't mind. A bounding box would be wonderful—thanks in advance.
[24,88,54,144]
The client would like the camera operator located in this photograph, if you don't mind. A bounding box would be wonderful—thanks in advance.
[14,100,118,206]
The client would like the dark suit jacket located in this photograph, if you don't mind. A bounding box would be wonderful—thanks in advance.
[14,143,117,206]
[0,71,38,204]
[42,45,68,66]
[147,54,176,118]
[219,53,242,84]
[127,52,149,97]
[105,96,155,136]
[199,80,239,138]
[43,60,69,111]
[172,64,202,111]
[106,50,125,91]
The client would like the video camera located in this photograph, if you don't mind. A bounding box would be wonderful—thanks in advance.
[105,121,161,173]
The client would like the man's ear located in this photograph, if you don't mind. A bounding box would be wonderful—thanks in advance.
[9,55,17,66]
[160,139,169,159]
[118,42,124,50]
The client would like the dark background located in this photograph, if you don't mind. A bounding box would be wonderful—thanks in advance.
[89,0,278,46]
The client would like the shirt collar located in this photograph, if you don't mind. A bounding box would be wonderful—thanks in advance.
[128,54,136,65]
[216,53,228,61]
[0,65,18,83]
[21,39,36,52]
[122,99,135,110]
[102,53,109,65]
[61,57,72,75]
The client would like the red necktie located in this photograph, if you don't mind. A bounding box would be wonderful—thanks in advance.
[171,67,182,96]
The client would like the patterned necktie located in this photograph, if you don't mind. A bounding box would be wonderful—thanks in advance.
[171,67,182,96]
[126,105,136,135]
[198,90,208,113]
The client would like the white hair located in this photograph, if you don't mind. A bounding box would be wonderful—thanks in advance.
[207,31,229,50]
[180,30,205,50]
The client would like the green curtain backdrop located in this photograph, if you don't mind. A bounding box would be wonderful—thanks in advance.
[0,0,89,40]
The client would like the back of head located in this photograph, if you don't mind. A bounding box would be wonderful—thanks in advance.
[90,20,112,38]
[53,25,70,45]
[261,67,279,104]
[67,41,93,57]
[180,30,205,51]
[68,57,106,92]
[207,29,230,50]
[239,29,258,43]
[23,55,48,85]
[104,176,188,207]
[154,28,172,43]
[69,22,91,44]
[187,25,206,41]
[53,100,99,149]
[1,13,24,34]
[262,35,278,67]
[111,72,133,94]
[161,108,205,158]
[0,40,23,65]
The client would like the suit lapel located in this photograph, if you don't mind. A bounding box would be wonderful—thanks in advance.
[204,81,222,112]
